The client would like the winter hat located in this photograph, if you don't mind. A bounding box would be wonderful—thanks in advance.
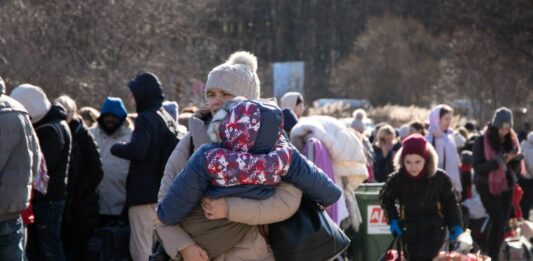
[280,92,303,112]
[351,119,365,134]
[397,124,411,140]
[10,84,51,123]
[100,97,128,120]
[205,51,260,100]
[163,100,179,122]
[460,150,473,165]
[491,107,513,128]
[282,108,298,135]
[400,134,429,160]
[0,77,5,94]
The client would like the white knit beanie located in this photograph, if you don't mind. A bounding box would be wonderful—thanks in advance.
[204,51,260,100]
[10,84,51,123]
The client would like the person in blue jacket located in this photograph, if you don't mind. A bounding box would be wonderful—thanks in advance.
[157,98,341,258]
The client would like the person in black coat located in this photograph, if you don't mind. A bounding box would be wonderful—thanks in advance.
[380,134,463,260]
[11,84,72,261]
[56,95,104,261]
[473,107,526,260]
[111,72,175,261]
[373,124,401,182]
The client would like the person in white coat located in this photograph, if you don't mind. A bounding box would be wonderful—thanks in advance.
[89,97,133,225]
[426,104,462,196]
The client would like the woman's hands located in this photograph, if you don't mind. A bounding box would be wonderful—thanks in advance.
[201,197,229,220]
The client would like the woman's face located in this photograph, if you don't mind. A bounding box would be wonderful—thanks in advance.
[404,154,426,177]
[439,112,453,131]
[294,102,305,118]
[206,88,235,114]
[498,123,512,138]
[382,134,395,146]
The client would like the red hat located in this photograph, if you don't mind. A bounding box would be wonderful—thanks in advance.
[401,134,429,160]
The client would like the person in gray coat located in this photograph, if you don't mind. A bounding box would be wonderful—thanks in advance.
[0,77,41,261]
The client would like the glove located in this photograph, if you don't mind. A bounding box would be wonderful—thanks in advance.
[389,219,402,237]
[449,226,464,241]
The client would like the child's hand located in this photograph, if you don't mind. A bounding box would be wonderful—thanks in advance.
[201,197,228,220]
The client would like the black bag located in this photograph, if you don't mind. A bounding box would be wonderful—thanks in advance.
[86,224,131,261]
[268,197,350,261]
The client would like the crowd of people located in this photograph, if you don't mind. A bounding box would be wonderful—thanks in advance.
[0,50,532,261]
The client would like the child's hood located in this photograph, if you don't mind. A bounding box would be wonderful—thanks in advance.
[207,98,284,154]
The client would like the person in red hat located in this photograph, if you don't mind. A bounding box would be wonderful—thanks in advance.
[380,134,464,260]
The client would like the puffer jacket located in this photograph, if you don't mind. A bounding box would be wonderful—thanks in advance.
[0,95,41,221]
[380,147,462,259]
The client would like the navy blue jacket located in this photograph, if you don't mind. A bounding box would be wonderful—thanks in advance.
[111,72,170,206]
[157,99,341,226]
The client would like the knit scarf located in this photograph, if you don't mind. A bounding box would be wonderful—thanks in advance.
[484,128,526,195]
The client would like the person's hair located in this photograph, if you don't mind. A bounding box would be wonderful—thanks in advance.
[486,124,514,152]
[296,95,304,106]
[79,106,99,127]
[376,124,396,147]
[409,121,426,136]
[439,105,454,119]
[55,95,77,117]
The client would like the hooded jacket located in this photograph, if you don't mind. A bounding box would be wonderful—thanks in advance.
[111,72,171,206]
[33,104,72,201]
[157,100,341,226]
[380,145,462,259]
[0,93,41,221]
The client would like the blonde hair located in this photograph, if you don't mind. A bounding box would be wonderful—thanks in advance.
[376,124,396,147]
[55,95,77,121]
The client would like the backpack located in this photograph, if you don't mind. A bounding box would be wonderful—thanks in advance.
[499,236,533,261]
[155,109,180,176]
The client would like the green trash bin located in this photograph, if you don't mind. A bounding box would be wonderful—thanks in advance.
[351,183,393,261]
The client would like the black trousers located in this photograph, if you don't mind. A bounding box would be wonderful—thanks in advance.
[477,185,513,260]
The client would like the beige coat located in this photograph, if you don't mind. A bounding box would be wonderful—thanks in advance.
[90,124,133,215]
[157,116,302,260]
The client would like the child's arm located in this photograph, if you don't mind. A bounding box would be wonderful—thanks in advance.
[281,150,341,207]
[379,174,400,222]
[225,182,302,225]
[157,149,210,226]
